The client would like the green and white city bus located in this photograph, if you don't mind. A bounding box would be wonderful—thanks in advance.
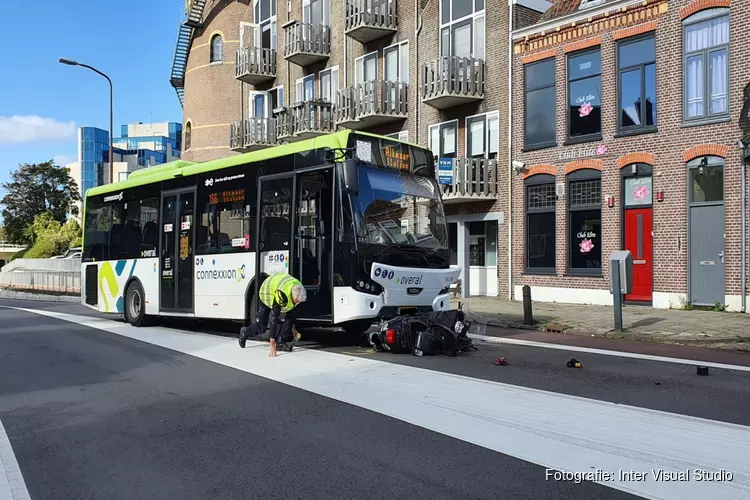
[80,130,460,335]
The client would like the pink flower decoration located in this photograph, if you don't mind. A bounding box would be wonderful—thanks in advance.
[595,144,607,155]
[579,238,594,253]
[633,185,649,201]
[579,102,593,117]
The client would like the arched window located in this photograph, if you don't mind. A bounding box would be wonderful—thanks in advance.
[567,169,602,274]
[524,174,556,273]
[210,34,223,63]
[184,121,192,150]
[683,8,730,122]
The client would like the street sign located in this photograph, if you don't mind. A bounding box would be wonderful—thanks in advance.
[438,158,454,185]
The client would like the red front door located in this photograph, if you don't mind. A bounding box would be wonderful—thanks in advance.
[624,208,653,302]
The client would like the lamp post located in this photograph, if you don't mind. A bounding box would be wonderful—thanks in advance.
[59,58,114,185]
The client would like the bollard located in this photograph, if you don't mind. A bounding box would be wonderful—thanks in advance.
[522,285,534,325]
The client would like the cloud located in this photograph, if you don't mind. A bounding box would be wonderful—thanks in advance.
[53,154,75,166]
[0,115,77,144]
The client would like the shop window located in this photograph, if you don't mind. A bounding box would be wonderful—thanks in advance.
[688,156,724,203]
[524,58,556,149]
[567,169,601,274]
[683,8,730,122]
[567,48,601,141]
[618,34,657,132]
[525,174,556,272]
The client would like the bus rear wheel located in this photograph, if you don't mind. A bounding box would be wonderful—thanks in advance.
[125,281,151,327]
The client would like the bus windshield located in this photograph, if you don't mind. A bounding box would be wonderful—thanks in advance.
[352,166,448,251]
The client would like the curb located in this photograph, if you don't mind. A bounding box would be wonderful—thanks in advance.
[474,319,748,347]
[0,290,80,303]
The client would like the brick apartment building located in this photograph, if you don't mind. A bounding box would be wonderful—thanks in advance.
[510,0,750,311]
[170,0,552,298]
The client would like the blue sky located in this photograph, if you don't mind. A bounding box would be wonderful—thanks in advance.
[0,0,183,193]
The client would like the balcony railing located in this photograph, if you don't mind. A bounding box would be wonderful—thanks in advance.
[422,56,485,109]
[229,118,279,152]
[283,21,331,67]
[276,100,335,141]
[336,80,408,129]
[436,157,497,203]
[235,46,277,84]
[345,0,397,43]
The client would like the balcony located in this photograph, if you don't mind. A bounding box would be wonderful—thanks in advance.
[283,21,331,67]
[235,46,277,85]
[345,0,397,44]
[229,118,279,152]
[336,80,407,130]
[422,56,485,109]
[276,100,335,141]
[436,157,497,203]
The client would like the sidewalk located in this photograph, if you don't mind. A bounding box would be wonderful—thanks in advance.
[457,296,750,350]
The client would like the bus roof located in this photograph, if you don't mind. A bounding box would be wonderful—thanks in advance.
[84,129,423,199]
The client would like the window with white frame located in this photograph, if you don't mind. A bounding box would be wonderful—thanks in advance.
[429,120,458,159]
[683,8,730,122]
[252,0,277,49]
[319,67,339,102]
[386,131,409,141]
[303,0,330,25]
[296,75,314,102]
[384,42,408,83]
[440,0,484,60]
[250,86,284,118]
[466,112,499,159]
[355,52,378,84]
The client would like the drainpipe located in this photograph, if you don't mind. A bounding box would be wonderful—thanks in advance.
[416,0,430,145]
[740,139,747,313]
[506,0,514,300]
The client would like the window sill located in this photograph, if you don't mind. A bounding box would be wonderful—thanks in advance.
[680,116,731,128]
[614,127,658,139]
[209,61,223,66]
[522,269,557,276]
[564,270,603,278]
[563,134,603,146]
[522,143,557,153]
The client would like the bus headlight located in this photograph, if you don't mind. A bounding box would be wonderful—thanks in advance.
[439,286,450,295]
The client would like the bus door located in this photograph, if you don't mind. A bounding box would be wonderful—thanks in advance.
[255,173,295,300]
[292,166,334,322]
[159,189,196,313]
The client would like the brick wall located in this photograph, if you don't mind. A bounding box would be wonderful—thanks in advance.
[513,4,543,30]
[180,0,550,297]
[510,0,750,305]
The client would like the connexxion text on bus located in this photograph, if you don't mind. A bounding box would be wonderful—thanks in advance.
[80,130,461,334]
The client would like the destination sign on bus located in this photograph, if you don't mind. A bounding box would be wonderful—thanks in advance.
[383,146,410,171]
[208,188,245,205]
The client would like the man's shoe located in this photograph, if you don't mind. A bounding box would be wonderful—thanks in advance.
[239,327,248,348]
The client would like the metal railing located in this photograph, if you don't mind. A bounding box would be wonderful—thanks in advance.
[229,118,278,150]
[436,157,497,201]
[336,80,408,124]
[235,46,277,81]
[0,270,80,294]
[275,100,335,139]
[345,0,397,33]
[422,56,485,103]
[283,21,331,59]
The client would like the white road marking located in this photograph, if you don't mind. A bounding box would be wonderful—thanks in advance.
[14,307,750,500]
[469,333,750,373]
[0,419,31,500]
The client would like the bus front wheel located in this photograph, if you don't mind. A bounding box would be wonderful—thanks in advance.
[124,281,150,327]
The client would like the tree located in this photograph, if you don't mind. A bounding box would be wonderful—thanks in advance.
[0,160,81,245]
[22,213,82,259]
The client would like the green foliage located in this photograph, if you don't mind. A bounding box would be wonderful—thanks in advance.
[22,213,82,259]
[0,226,5,240]
[0,160,81,245]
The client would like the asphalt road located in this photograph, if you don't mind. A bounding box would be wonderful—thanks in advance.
[2,300,750,500]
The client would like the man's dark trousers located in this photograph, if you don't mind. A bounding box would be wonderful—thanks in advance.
[242,303,294,342]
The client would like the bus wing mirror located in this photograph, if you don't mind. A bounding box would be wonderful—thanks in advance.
[343,160,359,196]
